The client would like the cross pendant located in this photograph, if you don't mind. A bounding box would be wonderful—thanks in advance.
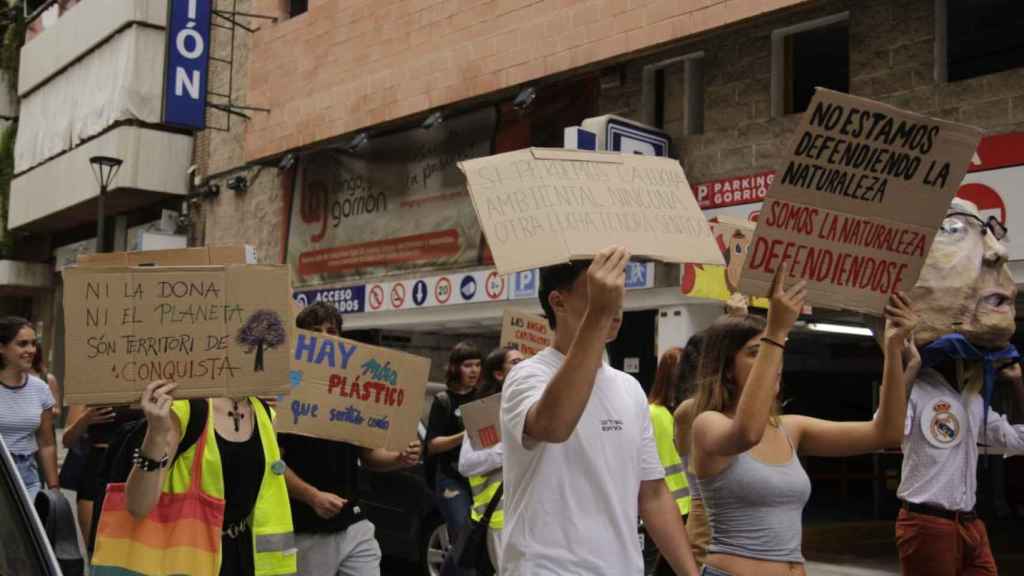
[228,402,245,433]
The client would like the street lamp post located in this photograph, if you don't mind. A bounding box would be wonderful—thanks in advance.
[89,156,123,253]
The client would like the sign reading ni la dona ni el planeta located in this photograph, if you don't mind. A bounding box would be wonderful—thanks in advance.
[278,330,430,451]
[163,0,212,129]
[62,265,293,405]
[738,89,983,314]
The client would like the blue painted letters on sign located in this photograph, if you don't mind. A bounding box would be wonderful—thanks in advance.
[164,0,212,129]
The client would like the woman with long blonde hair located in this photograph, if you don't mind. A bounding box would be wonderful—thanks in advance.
[691,271,918,576]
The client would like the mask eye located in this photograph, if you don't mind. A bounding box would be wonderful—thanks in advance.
[939,217,968,239]
[734,244,743,254]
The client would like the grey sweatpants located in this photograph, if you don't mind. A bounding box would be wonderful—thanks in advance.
[296,519,382,576]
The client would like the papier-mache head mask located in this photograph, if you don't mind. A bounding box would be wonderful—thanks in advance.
[909,198,1017,349]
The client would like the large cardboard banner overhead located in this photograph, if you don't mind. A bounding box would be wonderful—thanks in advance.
[738,89,983,314]
[62,265,293,405]
[289,108,496,287]
[278,329,430,451]
[499,309,552,357]
[458,148,724,274]
[461,393,502,450]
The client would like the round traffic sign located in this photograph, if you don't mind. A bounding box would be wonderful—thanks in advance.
[368,285,385,311]
[485,271,505,300]
[413,280,428,306]
[435,277,452,304]
[460,275,477,301]
[391,283,407,309]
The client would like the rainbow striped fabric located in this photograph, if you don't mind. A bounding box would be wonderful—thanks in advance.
[92,425,225,576]
[91,483,224,575]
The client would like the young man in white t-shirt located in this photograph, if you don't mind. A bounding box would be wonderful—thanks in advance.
[500,247,699,576]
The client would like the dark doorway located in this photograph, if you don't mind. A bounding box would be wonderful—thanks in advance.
[607,309,658,393]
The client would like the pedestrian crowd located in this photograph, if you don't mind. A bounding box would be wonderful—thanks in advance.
[1,225,1022,575]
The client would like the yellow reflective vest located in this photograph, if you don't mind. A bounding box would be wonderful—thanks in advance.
[649,404,691,516]
[469,469,503,530]
[169,399,297,575]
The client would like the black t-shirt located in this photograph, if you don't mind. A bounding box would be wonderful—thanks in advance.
[426,389,476,481]
[278,433,364,533]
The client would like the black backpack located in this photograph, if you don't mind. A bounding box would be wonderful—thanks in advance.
[86,399,208,555]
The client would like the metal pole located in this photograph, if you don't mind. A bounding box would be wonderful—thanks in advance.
[96,184,106,253]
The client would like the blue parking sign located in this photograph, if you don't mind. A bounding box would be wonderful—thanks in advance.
[512,270,538,299]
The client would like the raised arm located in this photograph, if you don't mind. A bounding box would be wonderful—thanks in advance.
[692,270,806,459]
[361,441,422,472]
[125,381,181,519]
[982,362,1024,454]
[789,293,918,457]
[523,247,629,444]
[673,399,695,459]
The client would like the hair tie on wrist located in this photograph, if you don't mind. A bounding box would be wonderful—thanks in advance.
[762,337,787,351]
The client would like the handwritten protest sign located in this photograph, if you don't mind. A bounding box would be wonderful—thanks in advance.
[458,148,724,274]
[499,309,552,357]
[277,329,430,451]
[738,89,983,314]
[62,265,292,405]
[462,393,502,450]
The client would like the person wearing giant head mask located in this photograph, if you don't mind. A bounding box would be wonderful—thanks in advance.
[897,198,1024,576]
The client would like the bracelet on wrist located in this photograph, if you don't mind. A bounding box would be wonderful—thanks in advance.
[132,448,169,472]
[761,336,787,351]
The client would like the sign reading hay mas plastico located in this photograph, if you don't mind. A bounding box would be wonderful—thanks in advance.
[458,148,724,274]
[63,266,293,405]
[278,330,429,451]
[738,89,983,314]
[499,310,552,357]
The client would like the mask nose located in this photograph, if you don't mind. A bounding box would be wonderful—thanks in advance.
[982,231,1008,267]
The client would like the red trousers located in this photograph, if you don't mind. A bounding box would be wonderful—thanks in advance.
[895,508,997,576]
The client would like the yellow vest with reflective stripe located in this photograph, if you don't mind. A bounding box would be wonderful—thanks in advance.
[469,469,503,529]
[168,399,297,576]
[649,404,691,516]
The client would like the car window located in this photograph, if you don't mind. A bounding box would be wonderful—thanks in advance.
[0,442,56,576]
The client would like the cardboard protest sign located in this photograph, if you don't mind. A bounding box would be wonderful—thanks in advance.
[458,148,724,274]
[461,393,502,450]
[499,309,552,357]
[738,89,983,314]
[277,329,430,451]
[63,265,292,405]
[76,245,256,267]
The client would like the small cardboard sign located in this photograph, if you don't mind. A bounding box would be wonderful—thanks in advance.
[738,89,983,314]
[277,330,430,451]
[62,265,292,405]
[461,393,502,450]
[499,309,552,358]
[458,148,724,274]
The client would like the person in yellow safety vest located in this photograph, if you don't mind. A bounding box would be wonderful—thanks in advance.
[648,347,692,576]
[458,346,525,574]
[126,379,297,576]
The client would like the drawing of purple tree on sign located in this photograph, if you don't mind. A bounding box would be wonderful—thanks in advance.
[236,310,286,372]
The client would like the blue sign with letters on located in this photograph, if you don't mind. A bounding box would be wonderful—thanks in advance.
[293,286,366,314]
[511,270,538,299]
[607,118,670,157]
[164,0,212,129]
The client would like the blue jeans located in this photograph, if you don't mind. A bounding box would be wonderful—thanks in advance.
[13,452,41,502]
[436,474,472,576]
[701,565,734,576]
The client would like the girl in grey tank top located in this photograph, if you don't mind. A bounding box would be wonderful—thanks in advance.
[688,281,918,575]
[700,424,811,563]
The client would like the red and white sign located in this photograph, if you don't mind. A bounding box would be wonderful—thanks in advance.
[485,271,506,300]
[390,283,407,308]
[435,276,452,304]
[694,171,775,210]
[959,132,1024,261]
[368,284,385,311]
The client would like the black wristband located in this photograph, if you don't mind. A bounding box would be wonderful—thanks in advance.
[761,336,787,350]
[132,448,169,472]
